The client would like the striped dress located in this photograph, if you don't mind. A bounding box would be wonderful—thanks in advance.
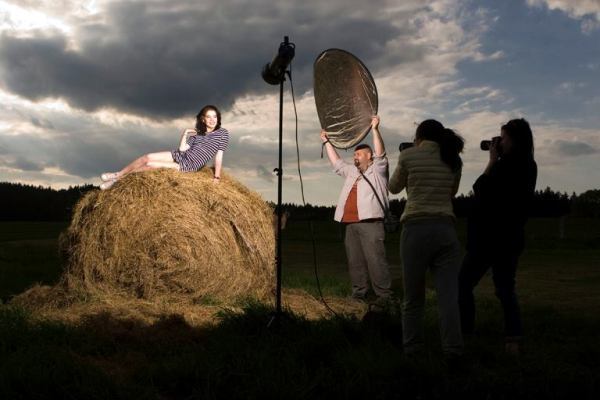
[171,128,229,172]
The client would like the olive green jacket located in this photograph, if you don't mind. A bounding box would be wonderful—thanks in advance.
[389,140,461,222]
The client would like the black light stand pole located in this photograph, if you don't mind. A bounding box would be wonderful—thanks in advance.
[262,36,295,326]
[274,73,284,319]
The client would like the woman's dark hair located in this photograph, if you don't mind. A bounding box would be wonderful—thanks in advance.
[195,105,221,134]
[415,119,464,172]
[501,118,534,160]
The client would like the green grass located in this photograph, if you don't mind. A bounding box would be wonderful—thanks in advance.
[0,301,598,399]
[0,221,68,301]
[281,218,600,309]
[0,240,64,301]
[0,221,68,242]
[0,218,599,399]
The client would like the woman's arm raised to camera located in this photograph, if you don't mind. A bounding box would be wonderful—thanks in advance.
[389,157,407,194]
[452,167,462,196]
[483,140,500,175]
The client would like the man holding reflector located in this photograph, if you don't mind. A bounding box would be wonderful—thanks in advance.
[314,48,393,308]
[320,117,393,308]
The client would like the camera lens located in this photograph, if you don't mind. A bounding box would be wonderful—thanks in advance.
[480,136,500,151]
[399,142,414,151]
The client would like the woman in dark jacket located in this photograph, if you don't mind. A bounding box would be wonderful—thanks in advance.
[458,118,537,355]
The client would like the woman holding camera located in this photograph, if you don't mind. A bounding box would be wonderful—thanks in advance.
[458,118,537,355]
[389,119,464,357]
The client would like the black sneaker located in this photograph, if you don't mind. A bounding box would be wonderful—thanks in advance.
[443,352,468,373]
[368,296,392,313]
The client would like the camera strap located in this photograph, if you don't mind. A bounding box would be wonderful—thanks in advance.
[359,170,390,216]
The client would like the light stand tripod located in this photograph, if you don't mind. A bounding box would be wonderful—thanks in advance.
[261,36,295,326]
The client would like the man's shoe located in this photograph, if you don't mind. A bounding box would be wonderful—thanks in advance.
[444,352,468,372]
[346,295,367,305]
[505,336,521,356]
[505,342,520,356]
[368,296,392,313]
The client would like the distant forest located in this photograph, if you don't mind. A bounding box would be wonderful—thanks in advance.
[0,182,96,221]
[0,181,598,221]
[280,187,598,221]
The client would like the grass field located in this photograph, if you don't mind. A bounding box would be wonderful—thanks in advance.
[0,218,599,399]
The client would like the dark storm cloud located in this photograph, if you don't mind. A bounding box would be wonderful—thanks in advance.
[0,128,173,178]
[0,125,310,180]
[0,0,425,120]
[554,140,598,157]
[6,157,45,171]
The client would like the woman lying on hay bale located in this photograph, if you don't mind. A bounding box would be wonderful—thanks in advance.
[100,104,229,189]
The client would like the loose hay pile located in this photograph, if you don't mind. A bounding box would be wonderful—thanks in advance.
[12,169,371,325]
[56,168,275,303]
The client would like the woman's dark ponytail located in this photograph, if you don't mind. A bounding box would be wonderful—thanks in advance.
[440,128,464,172]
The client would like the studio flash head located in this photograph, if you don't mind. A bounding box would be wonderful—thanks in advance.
[262,36,296,85]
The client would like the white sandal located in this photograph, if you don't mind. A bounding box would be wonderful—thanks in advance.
[101,172,119,182]
[100,179,116,190]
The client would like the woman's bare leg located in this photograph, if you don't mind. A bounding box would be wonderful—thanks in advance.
[117,152,177,178]
[100,152,179,189]
[146,161,180,169]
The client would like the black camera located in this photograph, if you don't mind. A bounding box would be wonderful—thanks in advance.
[480,136,501,151]
[399,142,414,151]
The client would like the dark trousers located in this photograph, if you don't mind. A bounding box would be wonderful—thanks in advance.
[458,249,523,338]
[400,219,463,355]
[344,221,392,299]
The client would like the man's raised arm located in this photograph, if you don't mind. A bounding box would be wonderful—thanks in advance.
[371,116,385,157]
[321,130,340,167]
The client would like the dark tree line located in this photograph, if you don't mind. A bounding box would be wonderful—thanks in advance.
[0,182,95,221]
[277,187,596,221]
[0,181,597,222]
[570,189,600,218]
[453,186,573,219]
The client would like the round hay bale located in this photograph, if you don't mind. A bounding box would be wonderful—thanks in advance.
[59,169,275,302]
